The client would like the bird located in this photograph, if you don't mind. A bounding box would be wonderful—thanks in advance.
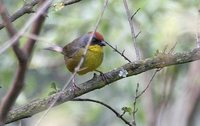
[45,31,106,88]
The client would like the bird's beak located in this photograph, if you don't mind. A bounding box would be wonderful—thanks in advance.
[99,41,106,46]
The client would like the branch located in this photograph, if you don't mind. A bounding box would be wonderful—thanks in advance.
[0,0,26,62]
[73,98,132,126]
[132,83,139,126]
[0,0,52,55]
[0,63,27,126]
[63,0,82,6]
[0,0,49,125]
[123,0,140,60]
[5,48,200,124]
[0,0,83,30]
[0,0,83,55]
[0,1,27,125]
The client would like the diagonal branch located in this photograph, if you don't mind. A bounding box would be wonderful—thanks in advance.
[0,0,83,30]
[0,0,26,62]
[5,48,200,124]
[0,62,27,126]
[0,1,27,125]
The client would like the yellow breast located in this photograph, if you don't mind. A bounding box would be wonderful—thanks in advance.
[65,45,104,75]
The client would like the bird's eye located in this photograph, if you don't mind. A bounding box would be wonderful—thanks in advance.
[92,38,99,44]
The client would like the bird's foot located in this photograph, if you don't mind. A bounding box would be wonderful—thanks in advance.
[68,78,81,94]
[95,70,109,83]
[72,82,81,91]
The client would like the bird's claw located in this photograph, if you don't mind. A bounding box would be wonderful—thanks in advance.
[68,78,81,95]
[95,70,109,83]
[72,82,81,90]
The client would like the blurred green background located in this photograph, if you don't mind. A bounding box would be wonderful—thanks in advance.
[1,0,200,126]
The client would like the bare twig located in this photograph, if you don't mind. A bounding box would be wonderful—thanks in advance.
[132,83,139,126]
[22,33,53,45]
[135,31,141,39]
[33,0,109,125]
[0,0,38,30]
[0,0,82,30]
[136,69,160,99]
[63,0,82,6]
[0,0,52,55]
[0,0,49,125]
[105,41,132,62]
[0,1,26,62]
[131,8,140,20]
[123,0,140,60]
[73,98,132,126]
[168,41,178,54]
[128,69,160,126]
[0,1,27,125]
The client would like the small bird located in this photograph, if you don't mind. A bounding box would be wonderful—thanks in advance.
[46,32,106,87]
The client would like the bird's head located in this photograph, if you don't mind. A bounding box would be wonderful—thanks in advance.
[87,31,106,46]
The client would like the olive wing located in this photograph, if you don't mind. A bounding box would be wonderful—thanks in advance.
[63,37,86,58]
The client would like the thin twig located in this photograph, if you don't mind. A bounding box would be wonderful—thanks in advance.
[73,98,132,126]
[22,33,53,45]
[0,1,26,62]
[0,0,38,30]
[168,41,178,54]
[123,0,140,60]
[63,0,82,6]
[132,83,139,126]
[136,69,161,99]
[0,0,82,30]
[33,0,109,125]
[0,0,53,55]
[105,41,132,62]
[131,8,140,20]
[135,31,141,39]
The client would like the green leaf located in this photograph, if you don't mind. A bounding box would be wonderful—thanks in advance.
[121,107,132,115]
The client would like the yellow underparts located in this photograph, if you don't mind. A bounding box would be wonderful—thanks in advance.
[65,45,104,75]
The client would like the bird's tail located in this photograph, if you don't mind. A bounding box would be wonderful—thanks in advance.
[44,45,63,54]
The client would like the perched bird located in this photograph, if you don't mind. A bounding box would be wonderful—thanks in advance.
[46,31,106,82]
